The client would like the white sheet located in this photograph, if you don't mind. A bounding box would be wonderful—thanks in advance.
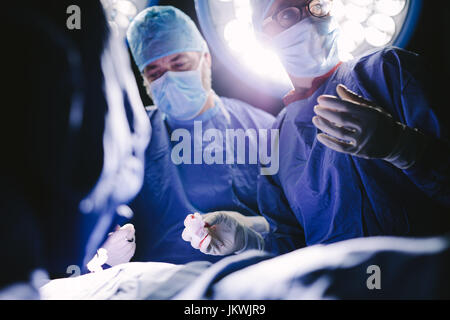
[40,262,182,300]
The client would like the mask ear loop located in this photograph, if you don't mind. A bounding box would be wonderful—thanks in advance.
[186,51,212,120]
[196,51,206,72]
[196,51,212,95]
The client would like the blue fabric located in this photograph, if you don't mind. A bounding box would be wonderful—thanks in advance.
[130,97,275,264]
[258,47,450,255]
[191,236,450,300]
[127,6,208,72]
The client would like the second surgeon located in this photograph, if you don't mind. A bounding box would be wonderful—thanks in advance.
[126,6,275,264]
[185,0,450,256]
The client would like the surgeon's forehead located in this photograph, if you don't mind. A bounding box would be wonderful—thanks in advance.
[265,0,307,19]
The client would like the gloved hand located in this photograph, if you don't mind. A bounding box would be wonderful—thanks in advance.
[182,212,269,256]
[100,224,136,267]
[312,84,429,169]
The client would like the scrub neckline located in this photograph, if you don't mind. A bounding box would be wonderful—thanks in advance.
[283,62,343,106]
[165,96,221,129]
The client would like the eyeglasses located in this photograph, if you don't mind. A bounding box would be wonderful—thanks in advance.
[264,0,332,30]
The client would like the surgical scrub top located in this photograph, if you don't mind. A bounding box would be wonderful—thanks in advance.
[258,47,450,255]
[130,95,275,264]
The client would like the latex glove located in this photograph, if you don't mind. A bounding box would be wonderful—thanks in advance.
[312,84,428,169]
[100,224,136,267]
[86,248,108,273]
[182,212,268,256]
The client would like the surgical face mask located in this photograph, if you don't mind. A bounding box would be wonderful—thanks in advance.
[271,16,340,78]
[150,55,209,121]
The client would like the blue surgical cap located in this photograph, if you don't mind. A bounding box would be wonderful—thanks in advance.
[127,6,208,72]
[251,0,276,32]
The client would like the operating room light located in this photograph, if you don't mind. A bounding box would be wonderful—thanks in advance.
[196,0,421,97]
[222,12,289,84]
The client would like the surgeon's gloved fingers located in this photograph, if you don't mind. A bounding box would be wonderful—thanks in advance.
[187,232,212,252]
[106,225,136,244]
[313,106,362,131]
[317,133,356,154]
[106,241,132,253]
[125,242,136,259]
[105,235,130,248]
[201,212,241,256]
[104,240,135,255]
[336,85,389,118]
[200,236,223,255]
[313,116,358,144]
[336,84,376,107]
[201,212,227,228]
[110,242,136,265]
[125,241,136,253]
[122,223,135,231]
[121,224,136,241]
[107,253,134,266]
[115,243,136,261]
[202,235,232,256]
[317,94,367,115]
[103,234,123,247]
[108,225,121,236]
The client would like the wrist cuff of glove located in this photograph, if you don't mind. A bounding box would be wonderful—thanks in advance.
[384,124,429,170]
[234,227,265,255]
[243,216,270,236]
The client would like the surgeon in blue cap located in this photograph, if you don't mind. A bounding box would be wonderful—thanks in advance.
[185,0,450,257]
[126,6,274,264]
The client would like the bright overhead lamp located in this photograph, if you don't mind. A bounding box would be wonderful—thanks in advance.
[195,0,423,97]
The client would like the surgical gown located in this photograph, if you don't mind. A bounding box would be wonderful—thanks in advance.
[130,96,275,264]
[258,47,450,255]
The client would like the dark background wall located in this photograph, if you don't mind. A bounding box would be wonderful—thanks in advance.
[133,1,450,122]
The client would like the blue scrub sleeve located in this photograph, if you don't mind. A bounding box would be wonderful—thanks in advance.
[389,49,450,208]
[258,173,307,254]
[257,113,306,255]
[354,48,450,209]
[404,137,450,208]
